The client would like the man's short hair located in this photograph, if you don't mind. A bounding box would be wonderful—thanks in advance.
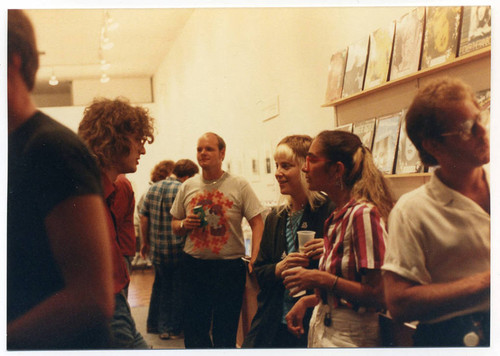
[406,77,478,166]
[150,160,175,183]
[173,159,199,179]
[78,97,155,168]
[8,10,39,91]
[203,132,226,151]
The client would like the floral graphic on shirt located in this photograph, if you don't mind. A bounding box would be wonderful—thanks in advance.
[188,189,234,254]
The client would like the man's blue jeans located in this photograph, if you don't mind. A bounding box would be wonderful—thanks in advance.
[147,262,184,334]
[110,291,149,349]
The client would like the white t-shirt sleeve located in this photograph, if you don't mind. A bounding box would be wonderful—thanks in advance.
[239,178,264,221]
[383,201,432,285]
[170,182,187,220]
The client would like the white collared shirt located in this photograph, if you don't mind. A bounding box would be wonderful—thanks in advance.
[383,166,490,322]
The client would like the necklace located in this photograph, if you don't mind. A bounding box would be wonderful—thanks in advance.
[203,171,226,185]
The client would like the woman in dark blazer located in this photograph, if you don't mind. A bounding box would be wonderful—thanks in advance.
[242,135,334,348]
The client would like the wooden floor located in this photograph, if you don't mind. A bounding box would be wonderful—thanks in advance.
[127,267,185,348]
[128,267,154,308]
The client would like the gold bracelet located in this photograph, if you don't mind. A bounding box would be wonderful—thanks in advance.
[331,275,339,292]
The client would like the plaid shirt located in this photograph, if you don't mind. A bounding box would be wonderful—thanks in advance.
[139,177,185,264]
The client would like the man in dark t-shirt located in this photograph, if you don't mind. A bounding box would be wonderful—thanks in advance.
[7,10,114,350]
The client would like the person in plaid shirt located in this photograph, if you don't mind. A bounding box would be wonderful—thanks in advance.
[139,159,199,340]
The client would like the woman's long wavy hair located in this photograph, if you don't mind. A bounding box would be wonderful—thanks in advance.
[274,135,327,214]
[316,130,393,221]
[78,97,155,169]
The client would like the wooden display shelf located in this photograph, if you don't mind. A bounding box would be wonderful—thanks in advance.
[322,46,491,108]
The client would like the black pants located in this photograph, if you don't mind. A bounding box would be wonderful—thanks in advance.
[182,254,246,348]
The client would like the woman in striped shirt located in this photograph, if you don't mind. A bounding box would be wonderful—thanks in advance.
[283,130,393,347]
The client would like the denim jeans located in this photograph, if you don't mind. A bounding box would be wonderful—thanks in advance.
[110,291,149,349]
[147,262,184,334]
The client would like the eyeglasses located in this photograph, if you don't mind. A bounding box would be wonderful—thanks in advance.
[440,111,489,141]
[305,155,331,169]
[132,136,147,146]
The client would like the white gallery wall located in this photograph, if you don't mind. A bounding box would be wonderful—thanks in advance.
[44,6,414,201]
[147,6,413,201]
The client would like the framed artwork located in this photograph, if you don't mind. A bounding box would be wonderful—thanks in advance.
[476,88,490,135]
[265,157,272,174]
[262,145,273,175]
[259,96,280,122]
[372,112,402,174]
[342,36,369,98]
[390,7,425,80]
[395,111,424,174]
[421,6,462,69]
[324,49,348,104]
[334,123,353,132]
[353,118,376,151]
[459,6,491,56]
[476,88,491,108]
[364,22,395,89]
[252,158,260,175]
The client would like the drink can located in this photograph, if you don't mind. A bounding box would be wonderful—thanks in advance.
[193,205,207,227]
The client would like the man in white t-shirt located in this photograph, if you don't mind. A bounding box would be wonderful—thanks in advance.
[171,132,264,348]
[382,77,490,347]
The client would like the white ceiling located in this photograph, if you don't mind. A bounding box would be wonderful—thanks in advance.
[25,8,194,92]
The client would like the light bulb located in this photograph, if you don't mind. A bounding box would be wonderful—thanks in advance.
[100,61,111,71]
[100,73,110,83]
[101,41,114,50]
[100,27,114,50]
[107,20,119,32]
[105,11,119,31]
[49,75,59,86]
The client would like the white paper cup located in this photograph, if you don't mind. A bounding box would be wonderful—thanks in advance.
[290,288,306,298]
[297,230,315,252]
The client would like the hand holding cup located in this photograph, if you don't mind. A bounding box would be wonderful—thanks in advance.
[302,238,324,260]
[297,230,315,253]
[275,252,309,278]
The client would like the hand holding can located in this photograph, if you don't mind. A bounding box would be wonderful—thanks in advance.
[193,205,208,227]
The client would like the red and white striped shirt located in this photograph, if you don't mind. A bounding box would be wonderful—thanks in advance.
[320,198,387,284]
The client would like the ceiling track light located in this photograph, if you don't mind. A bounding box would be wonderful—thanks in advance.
[97,10,118,81]
[100,73,110,84]
[100,27,114,50]
[104,10,119,32]
[49,69,59,86]
[100,61,111,71]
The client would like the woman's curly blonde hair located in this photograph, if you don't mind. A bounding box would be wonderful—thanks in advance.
[78,97,155,169]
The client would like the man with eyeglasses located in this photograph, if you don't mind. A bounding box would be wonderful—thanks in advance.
[382,77,490,347]
[78,97,155,349]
